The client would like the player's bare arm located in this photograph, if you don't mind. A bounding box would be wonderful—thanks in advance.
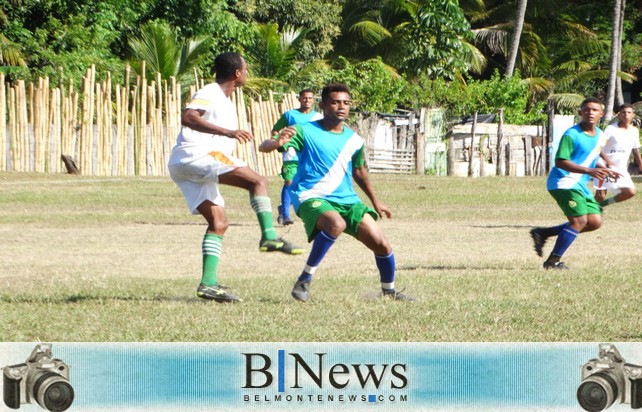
[599,150,616,169]
[632,148,642,173]
[353,164,392,218]
[258,127,296,152]
[556,158,621,180]
[182,108,253,143]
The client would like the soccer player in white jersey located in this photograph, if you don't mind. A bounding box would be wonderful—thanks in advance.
[260,83,415,302]
[594,104,642,207]
[168,52,303,304]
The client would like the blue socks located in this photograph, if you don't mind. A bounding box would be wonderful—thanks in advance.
[549,225,579,259]
[281,185,292,219]
[297,231,336,282]
[376,252,396,290]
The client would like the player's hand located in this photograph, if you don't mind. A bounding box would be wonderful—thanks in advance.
[277,127,296,145]
[230,130,253,143]
[374,201,392,219]
[590,167,621,181]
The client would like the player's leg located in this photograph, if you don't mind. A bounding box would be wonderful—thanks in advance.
[279,162,297,225]
[194,201,240,302]
[168,159,240,302]
[543,191,600,269]
[599,172,635,206]
[280,179,294,225]
[594,189,607,203]
[219,166,303,254]
[290,200,343,302]
[353,209,415,301]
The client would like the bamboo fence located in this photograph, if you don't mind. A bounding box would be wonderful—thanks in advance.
[0,70,297,177]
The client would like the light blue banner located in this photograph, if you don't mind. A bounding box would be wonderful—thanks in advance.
[1,342,638,411]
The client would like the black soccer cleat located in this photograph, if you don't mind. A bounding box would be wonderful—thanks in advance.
[530,228,547,257]
[259,237,305,255]
[196,283,242,303]
[291,280,310,302]
[382,288,416,301]
[543,261,569,270]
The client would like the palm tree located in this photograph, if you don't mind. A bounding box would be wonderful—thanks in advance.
[243,22,307,94]
[504,0,527,77]
[605,0,625,122]
[336,0,480,79]
[129,21,210,82]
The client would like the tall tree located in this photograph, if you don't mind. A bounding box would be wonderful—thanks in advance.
[504,0,527,77]
[605,0,624,122]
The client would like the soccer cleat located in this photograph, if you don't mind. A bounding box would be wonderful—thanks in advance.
[530,228,547,257]
[291,280,310,302]
[196,283,241,303]
[543,261,569,270]
[382,288,416,301]
[277,205,284,225]
[282,216,294,226]
[259,237,305,255]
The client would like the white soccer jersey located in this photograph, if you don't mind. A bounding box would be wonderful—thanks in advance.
[593,124,640,191]
[602,124,640,170]
[170,83,238,162]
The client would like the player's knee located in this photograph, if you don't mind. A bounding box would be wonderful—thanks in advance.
[208,218,229,234]
[319,218,345,237]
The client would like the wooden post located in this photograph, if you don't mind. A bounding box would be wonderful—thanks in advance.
[496,108,504,176]
[546,98,554,173]
[468,111,477,177]
[415,108,425,175]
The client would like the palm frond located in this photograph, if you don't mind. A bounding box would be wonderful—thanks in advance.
[550,93,585,111]
[460,40,487,74]
[350,21,392,46]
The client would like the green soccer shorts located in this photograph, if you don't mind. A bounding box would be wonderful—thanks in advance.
[549,189,602,217]
[297,198,379,242]
[281,162,298,181]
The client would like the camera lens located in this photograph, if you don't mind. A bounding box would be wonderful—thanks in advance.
[577,372,619,412]
[33,372,74,412]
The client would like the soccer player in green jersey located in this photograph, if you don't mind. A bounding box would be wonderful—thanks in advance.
[260,89,322,226]
[261,83,415,302]
[530,97,620,269]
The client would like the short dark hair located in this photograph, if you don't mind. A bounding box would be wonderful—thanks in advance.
[215,52,244,81]
[618,103,634,112]
[299,88,315,97]
[580,97,604,109]
[321,83,351,102]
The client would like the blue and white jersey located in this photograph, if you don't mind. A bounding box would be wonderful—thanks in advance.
[547,124,606,197]
[281,121,366,211]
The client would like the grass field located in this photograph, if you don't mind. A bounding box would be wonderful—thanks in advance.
[2,171,642,342]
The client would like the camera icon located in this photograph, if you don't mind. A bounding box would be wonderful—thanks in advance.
[2,343,74,411]
[577,343,642,411]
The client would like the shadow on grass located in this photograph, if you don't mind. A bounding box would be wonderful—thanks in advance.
[397,264,519,271]
[0,294,207,304]
[470,224,534,229]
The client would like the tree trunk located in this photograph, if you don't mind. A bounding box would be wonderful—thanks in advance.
[616,0,626,108]
[468,111,477,177]
[446,127,455,176]
[496,109,504,176]
[605,0,623,123]
[505,0,528,77]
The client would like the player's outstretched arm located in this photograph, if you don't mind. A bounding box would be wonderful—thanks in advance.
[258,127,296,153]
[556,158,621,181]
[182,108,253,143]
[353,164,392,219]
